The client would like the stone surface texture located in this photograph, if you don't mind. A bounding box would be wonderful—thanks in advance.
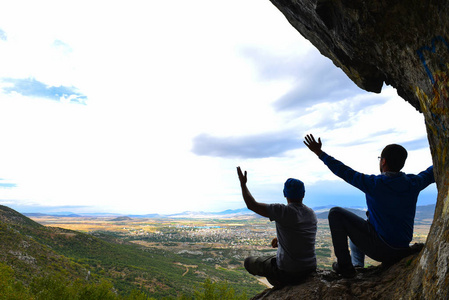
[252,253,421,300]
[253,0,449,299]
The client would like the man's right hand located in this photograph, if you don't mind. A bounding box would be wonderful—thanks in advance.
[304,134,323,156]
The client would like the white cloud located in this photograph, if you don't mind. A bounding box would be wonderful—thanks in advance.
[0,0,436,214]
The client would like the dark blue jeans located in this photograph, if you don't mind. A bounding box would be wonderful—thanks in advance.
[350,239,365,267]
[328,207,412,268]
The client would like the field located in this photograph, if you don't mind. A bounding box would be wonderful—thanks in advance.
[0,203,433,299]
[30,213,432,291]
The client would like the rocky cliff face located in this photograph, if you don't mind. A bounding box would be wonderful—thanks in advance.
[253,253,422,299]
[256,0,449,298]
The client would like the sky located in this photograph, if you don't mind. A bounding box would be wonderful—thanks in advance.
[0,0,437,215]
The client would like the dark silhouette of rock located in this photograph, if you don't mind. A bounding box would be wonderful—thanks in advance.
[254,0,449,298]
[252,245,425,299]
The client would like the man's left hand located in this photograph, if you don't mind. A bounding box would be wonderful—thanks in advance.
[237,166,247,186]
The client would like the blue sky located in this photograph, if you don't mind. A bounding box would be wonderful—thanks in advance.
[0,0,436,214]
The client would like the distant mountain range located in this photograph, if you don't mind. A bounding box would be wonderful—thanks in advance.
[23,204,436,222]
[24,207,254,219]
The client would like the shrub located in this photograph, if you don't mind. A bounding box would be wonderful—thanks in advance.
[0,263,31,300]
[193,278,247,300]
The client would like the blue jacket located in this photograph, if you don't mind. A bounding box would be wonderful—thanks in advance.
[319,152,435,248]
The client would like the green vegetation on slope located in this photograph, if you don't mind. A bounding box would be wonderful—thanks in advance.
[0,206,263,298]
[0,261,247,300]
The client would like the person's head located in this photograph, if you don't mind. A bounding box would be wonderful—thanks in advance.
[379,144,408,172]
[283,178,305,203]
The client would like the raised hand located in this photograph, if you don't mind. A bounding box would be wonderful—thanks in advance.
[304,134,323,156]
[237,166,248,186]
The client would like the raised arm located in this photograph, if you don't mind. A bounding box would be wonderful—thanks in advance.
[304,134,323,156]
[304,134,375,193]
[237,167,269,218]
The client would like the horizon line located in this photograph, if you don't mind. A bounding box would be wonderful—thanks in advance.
[7,203,436,218]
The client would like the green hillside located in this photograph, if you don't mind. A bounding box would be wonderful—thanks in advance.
[0,206,86,282]
[0,205,263,299]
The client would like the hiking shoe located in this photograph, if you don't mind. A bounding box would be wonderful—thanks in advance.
[332,262,356,278]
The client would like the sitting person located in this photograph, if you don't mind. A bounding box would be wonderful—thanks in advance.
[237,166,317,287]
[304,134,435,278]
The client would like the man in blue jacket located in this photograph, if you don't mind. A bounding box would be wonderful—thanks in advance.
[304,134,435,278]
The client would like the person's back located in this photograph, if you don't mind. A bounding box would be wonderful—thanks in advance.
[366,170,434,247]
[304,134,435,277]
[268,202,317,272]
[237,170,317,286]
[315,142,434,248]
